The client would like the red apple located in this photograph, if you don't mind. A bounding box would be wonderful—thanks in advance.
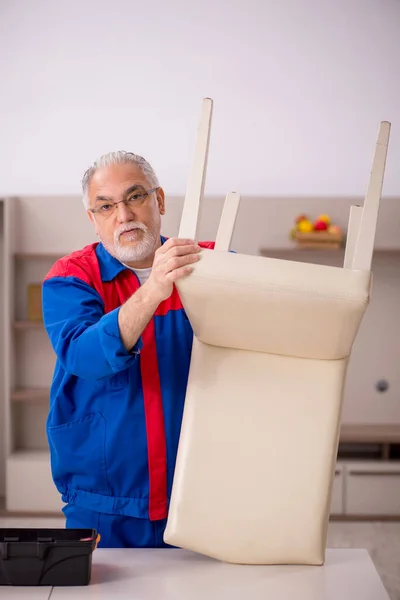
[314,220,328,231]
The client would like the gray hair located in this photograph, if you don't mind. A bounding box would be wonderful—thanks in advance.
[81,151,160,208]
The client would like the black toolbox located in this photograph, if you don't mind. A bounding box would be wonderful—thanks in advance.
[0,528,99,586]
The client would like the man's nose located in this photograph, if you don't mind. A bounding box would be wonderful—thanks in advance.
[117,200,135,222]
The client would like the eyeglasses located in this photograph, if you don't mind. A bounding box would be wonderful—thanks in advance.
[89,187,159,217]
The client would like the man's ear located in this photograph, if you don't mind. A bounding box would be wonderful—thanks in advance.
[87,209,100,235]
[156,187,166,215]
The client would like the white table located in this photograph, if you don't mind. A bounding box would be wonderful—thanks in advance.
[0,588,52,599]
[48,548,389,599]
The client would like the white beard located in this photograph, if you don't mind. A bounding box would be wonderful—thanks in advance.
[104,220,160,264]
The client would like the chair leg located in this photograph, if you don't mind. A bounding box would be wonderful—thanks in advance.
[343,205,362,269]
[215,191,241,252]
[178,98,213,241]
[351,121,391,271]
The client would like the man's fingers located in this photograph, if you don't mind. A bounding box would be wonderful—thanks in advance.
[165,253,200,274]
[167,244,201,258]
[166,264,195,282]
[158,237,198,254]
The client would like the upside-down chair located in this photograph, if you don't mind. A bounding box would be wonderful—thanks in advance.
[163,98,391,565]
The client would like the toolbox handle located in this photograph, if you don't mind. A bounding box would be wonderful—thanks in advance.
[1,536,20,559]
[0,540,51,561]
[0,542,10,560]
[36,541,50,561]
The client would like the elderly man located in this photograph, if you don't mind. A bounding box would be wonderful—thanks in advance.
[42,151,214,548]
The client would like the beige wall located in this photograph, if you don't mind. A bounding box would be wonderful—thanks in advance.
[12,194,400,254]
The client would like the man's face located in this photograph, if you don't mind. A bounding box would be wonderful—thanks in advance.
[87,163,165,267]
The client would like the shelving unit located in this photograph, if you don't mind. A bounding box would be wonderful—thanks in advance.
[0,199,5,500]
[2,203,61,513]
[1,196,96,515]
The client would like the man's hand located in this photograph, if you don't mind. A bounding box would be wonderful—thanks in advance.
[145,237,201,303]
[117,238,201,351]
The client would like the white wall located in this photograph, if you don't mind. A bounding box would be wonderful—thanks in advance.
[0,0,399,198]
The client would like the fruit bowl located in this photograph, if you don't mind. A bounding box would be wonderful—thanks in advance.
[290,214,344,249]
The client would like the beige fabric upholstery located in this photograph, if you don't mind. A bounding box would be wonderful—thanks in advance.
[163,100,391,565]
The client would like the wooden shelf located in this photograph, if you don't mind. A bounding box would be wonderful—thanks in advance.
[260,246,400,255]
[14,252,64,260]
[340,424,400,444]
[260,247,344,254]
[11,388,49,402]
[13,320,44,330]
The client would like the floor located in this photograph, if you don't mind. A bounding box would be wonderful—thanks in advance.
[0,516,398,599]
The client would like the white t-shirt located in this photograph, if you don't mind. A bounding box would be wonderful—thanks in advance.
[123,264,152,286]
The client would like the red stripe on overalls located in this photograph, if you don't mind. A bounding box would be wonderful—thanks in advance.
[142,285,185,519]
[139,318,167,521]
[155,285,184,316]
[140,261,210,517]
[103,274,185,521]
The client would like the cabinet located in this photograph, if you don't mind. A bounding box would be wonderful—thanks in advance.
[331,426,400,519]
[346,461,400,516]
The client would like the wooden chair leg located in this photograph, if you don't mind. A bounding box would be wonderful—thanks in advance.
[351,121,391,271]
[343,205,362,269]
[178,98,213,241]
[214,191,241,252]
